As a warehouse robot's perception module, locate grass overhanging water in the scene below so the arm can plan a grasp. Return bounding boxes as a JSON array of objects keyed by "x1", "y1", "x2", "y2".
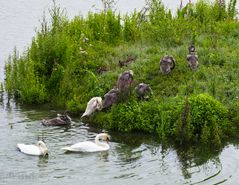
[{"x1": 4, "y1": 0, "x2": 239, "y2": 145}]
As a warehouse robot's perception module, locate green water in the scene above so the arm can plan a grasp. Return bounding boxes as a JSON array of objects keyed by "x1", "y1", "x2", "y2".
[{"x1": 1, "y1": 93, "x2": 239, "y2": 185}]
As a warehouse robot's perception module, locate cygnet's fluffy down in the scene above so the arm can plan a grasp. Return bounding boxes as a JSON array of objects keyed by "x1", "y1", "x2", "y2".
[{"x1": 42, "y1": 110, "x2": 71, "y2": 126}]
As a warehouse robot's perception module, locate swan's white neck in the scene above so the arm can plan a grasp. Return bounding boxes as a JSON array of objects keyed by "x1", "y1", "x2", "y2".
[
  {"x1": 66, "y1": 114, "x2": 71, "y2": 121},
  {"x1": 38, "y1": 142, "x2": 48, "y2": 155}
]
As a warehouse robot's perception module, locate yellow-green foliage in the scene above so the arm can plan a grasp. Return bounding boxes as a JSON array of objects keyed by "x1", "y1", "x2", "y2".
[{"x1": 188, "y1": 94, "x2": 229, "y2": 145}]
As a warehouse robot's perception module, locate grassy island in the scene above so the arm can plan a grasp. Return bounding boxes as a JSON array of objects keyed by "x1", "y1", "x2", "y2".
[{"x1": 4, "y1": 0, "x2": 239, "y2": 145}]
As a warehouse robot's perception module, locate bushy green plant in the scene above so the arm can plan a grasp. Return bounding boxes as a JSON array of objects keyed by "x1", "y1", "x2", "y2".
[
  {"x1": 227, "y1": 0, "x2": 237, "y2": 19},
  {"x1": 90, "y1": 93, "x2": 232, "y2": 145},
  {"x1": 4, "y1": 51, "x2": 47, "y2": 103},
  {"x1": 188, "y1": 93, "x2": 229, "y2": 145},
  {"x1": 228, "y1": 100, "x2": 239, "y2": 130},
  {"x1": 123, "y1": 11, "x2": 141, "y2": 42}
]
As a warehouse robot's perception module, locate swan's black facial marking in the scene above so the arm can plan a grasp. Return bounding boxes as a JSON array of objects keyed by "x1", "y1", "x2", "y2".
[{"x1": 106, "y1": 137, "x2": 110, "y2": 143}]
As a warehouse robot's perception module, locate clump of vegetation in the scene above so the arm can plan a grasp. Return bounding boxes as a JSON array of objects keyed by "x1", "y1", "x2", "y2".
[
  {"x1": 4, "y1": 0, "x2": 239, "y2": 145},
  {"x1": 89, "y1": 93, "x2": 231, "y2": 145}
]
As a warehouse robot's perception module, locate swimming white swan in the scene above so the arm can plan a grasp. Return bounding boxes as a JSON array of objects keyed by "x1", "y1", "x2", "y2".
[
  {"x1": 17, "y1": 141, "x2": 49, "y2": 156},
  {"x1": 62, "y1": 133, "x2": 110, "y2": 152}
]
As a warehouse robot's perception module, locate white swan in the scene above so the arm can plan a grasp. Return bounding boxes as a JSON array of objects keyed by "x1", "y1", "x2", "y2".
[
  {"x1": 62, "y1": 133, "x2": 110, "y2": 152},
  {"x1": 81, "y1": 97, "x2": 103, "y2": 118},
  {"x1": 17, "y1": 141, "x2": 48, "y2": 156}
]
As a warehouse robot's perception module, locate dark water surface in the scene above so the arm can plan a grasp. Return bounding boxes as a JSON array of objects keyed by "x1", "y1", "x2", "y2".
[{"x1": 1, "y1": 0, "x2": 239, "y2": 184}]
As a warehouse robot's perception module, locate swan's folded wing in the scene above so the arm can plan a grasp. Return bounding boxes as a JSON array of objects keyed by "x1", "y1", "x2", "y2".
[
  {"x1": 62, "y1": 141, "x2": 105, "y2": 152},
  {"x1": 17, "y1": 144, "x2": 41, "y2": 155}
]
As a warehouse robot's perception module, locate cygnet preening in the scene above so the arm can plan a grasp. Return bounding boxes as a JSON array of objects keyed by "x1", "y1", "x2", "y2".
[
  {"x1": 102, "y1": 88, "x2": 119, "y2": 109},
  {"x1": 135, "y1": 83, "x2": 153, "y2": 100},
  {"x1": 160, "y1": 55, "x2": 176, "y2": 74}
]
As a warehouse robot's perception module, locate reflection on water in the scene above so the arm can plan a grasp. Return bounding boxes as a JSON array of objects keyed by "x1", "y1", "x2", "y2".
[
  {"x1": 37, "y1": 155, "x2": 49, "y2": 168},
  {"x1": 1, "y1": 94, "x2": 239, "y2": 184}
]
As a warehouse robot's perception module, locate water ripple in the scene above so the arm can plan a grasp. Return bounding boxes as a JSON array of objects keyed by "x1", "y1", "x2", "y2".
[{"x1": 1, "y1": 106, "x2": 239, "y2": 185}]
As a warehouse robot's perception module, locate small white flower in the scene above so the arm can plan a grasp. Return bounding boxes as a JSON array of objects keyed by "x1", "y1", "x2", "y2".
[
  {"x1": 79, "y1": 46, "x2": 88, "y2": 54},
  {"x1": 80, "y1": 51, "x2": 88, "y2": 54}
]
